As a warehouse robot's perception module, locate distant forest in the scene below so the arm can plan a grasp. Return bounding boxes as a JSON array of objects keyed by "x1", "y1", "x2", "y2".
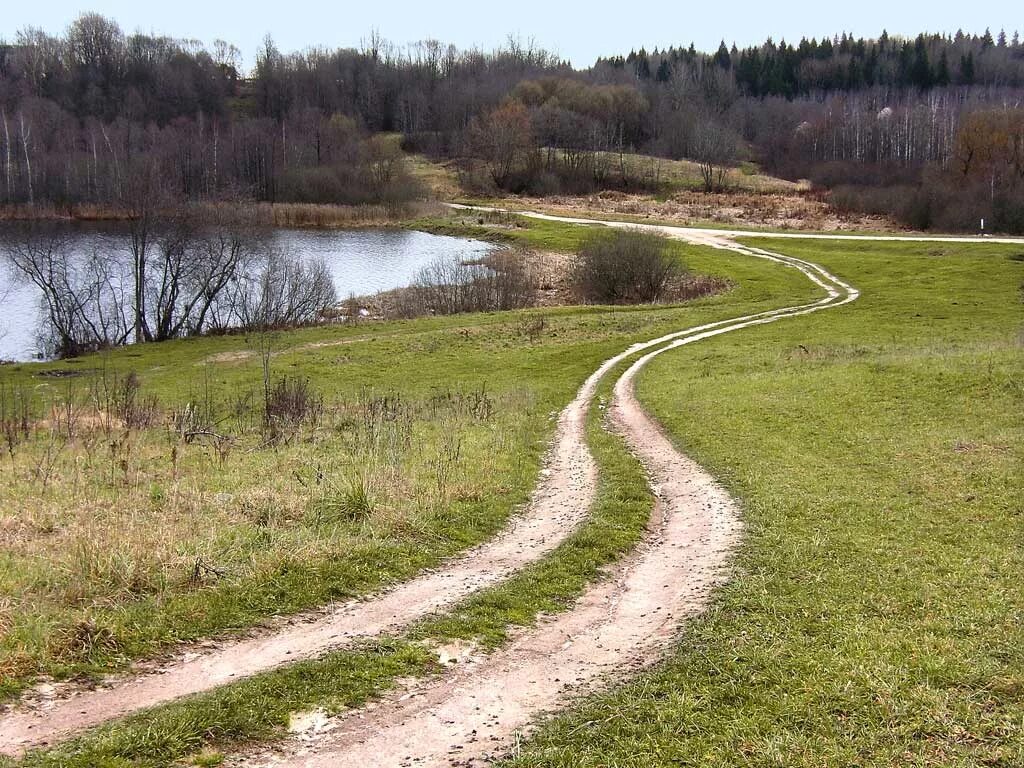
[{"x1": 2, "y1": 15, "x2": 1024, "y2": 231}]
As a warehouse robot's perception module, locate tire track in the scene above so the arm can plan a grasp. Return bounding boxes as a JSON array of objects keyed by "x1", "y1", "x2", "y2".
[
  {"x1": 0, "y1": 213, "x2": 855, "y2": 758},
  {"x1": 223, "y1": 218, "x2": 859, "y2": 767}
]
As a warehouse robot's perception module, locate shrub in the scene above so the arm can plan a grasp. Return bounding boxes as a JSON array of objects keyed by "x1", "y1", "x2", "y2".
[
  {"x1": 572, "y1": 229, "x2": 681, "y2": 304},
  {"x1": 264, "y1": 376, "x2": 323, "y2": 429},
  {"x1": 110, "y1": 372, "x2": 159, "y2": 429},
  {"x1": 992, "y1": 191, "x2": 1024, "y2": 234},
  {"x1": 394, "y1": 251, "x2": 537, "y2": 317}
]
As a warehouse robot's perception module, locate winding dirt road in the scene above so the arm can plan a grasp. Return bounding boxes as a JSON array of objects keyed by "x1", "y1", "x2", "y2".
[
  {"x1": 0, "y1": 213, "x2": 862, "y2": 759},
  {"x1": 226, "y1": 217, "x2": 860, "y2": 767},
  {"x1": 1, "y1": 348, "x2": 608, "y2": 755}
]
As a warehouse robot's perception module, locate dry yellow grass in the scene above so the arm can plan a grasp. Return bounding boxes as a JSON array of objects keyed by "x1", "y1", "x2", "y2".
[
  {"x1": 582, "y1": 150, "x2": 807, "y2": 194},
  {"x1": 253, "y1": 201, "x2": 446, "y2": 228},
  {"x1": 406, "y1": 154, "x2": 463, "y2": 199},
  {"x1": 0, "y1": 362, "x2": 543, "y2": 692},
  {"x1": 502, "y1": 189, "x2": 897, "y2": 232}
]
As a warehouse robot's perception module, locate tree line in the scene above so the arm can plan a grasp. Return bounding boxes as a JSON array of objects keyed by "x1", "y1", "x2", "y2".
[
  {"x1": 1, "y1": 14, "x2": 1023, "y2": 230},
  {"x1": 607, "y1": 29, "x2": 1024, "y2": 96}
]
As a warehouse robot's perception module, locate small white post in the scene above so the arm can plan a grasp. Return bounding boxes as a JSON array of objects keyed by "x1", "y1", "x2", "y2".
[{"x1": 980, "y1": 218, "x2": 985, "y2": 234}]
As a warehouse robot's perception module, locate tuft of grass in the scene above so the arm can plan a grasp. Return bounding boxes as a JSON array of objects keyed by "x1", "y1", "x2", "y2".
[{"x1": 313, "y1": 473, "x2": 376, "y2": 523}]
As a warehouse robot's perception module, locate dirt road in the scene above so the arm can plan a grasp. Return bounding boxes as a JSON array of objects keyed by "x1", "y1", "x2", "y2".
[
  {"x1": 224, "y1": 218, "x2": 860, "y2": 766},
  {"x1": 1, "y1": 213, "x2": 862, "y2": 759}
]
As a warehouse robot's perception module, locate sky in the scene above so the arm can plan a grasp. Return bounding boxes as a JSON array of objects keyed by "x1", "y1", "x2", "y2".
[{"x1": 2, "y1": 0, "x2": 1021, "y2": 71}]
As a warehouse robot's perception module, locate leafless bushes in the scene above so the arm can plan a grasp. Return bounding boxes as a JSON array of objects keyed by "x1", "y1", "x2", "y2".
[
  {"x1": 91, "y1": 370, "x2": 160, "y2": 429},
  {"x1": 572, "y1": 229, "x2": 681, "y2": 304},
  {"x1": 275, "y1": 128, "x2": 425, "y2": 208},
  {"x1": 264, "y1": 377, "x2": 323, "y2": 431},
  {"x1": 0, "y1": 224, "x2": 130, "y2": 357},
  {"x1": 393, "y1": 250, "x2": 537, "y2": 317},
  {"x1": 229, "y1": 249, "x2": 338, "y2": 330},
  {"x1": 830, "y1": 170, "x2": 1024, "y2": 234}
]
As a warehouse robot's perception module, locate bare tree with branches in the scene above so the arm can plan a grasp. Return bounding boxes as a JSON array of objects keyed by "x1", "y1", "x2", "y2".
[
  {"x1": 148, "y1": 206, "x2": 266, "y2": 340},
  {"x1": 691, "y1": 117, "x2": 740, "y2": 193},
  {"x1": 1, "y1": 225, "x2": 129, "y2": 357},
  {"x1": 227, "y1": 248, "x2": 337, "y2": 330}
]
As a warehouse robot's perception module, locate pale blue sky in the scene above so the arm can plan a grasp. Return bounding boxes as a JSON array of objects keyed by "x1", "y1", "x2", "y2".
[{"x1": 2, "y1": 1, "x2": 1020, "y2": 70}]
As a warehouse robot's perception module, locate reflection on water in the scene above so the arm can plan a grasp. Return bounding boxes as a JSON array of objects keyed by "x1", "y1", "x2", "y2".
[{"x1": 0, "y1": 226, "x2": 493, "y2": 362}]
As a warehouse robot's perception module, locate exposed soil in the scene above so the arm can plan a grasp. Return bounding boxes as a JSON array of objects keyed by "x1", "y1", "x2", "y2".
[
  {"x1": 0, "y1": 211, "x2": 864, "y2": 761},
  {"x1": 223, "y1": 217, "x2": 862, "y2": 767}
]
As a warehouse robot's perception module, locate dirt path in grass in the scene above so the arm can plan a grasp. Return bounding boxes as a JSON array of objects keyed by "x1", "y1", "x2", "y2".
[
  {"x1": 0, "y1": 213, "x2": 860, "y2": 758},
  {"x1": 234, "y1": 381, "x2": 742, "y2": 768},
  {"x1": 217, "y1": 218, "x2": 861, "y2": 767},
  {"x1": 0, "y1": 365, "x2": 601, "y2": 754}
]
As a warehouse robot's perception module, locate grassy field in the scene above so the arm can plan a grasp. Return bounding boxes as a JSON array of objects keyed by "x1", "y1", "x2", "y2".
[
  {"x1": 584, "y1": 150, "x2": 806, "y2": 195},
  {"x1": 8, "y1": 354, "x2": 657, "y2": 768},
  {"x1": 4, "y1": 219, "x2": 1020, "y2": 767},
  {"x1": 503, "y1": 239, "x2": 1024, "y2": 766},
  {"x1": 0, "y1": 217, "x2": 816, "y2": 699},
  {"x1": 408, "y1": 145, "x2": 802, "y2": 199}
]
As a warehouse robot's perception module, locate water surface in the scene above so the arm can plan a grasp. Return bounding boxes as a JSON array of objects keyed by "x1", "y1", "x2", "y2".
[{"x1": 0, "y1": 226, "x2": 493, "y2": 362}]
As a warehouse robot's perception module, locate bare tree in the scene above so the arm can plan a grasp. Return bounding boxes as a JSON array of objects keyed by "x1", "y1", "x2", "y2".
[
  {"x1": 229, "y1": 248, "x2": 337, "y2": 330},
  {"x1": 17, "y1": 112, "x2": 33, "y2": 205},
  {"x1": 1, "y1": 225, "x2": 129, "y2": 357},
  {"x1": 148, "y1": 206, "x2": 266, "y2": 339},
  {"x1": 466, "y1": 102, "x2": 535, "y2": 188},
  {"x1": 691, "y1": 117, "x2": 740, "y2": 193},
  {"x1": 122, "y1": 157, "x2": 168, "y2": 343},
  {"x1": 1, "y1": 109, "x2": 11, "y2": 202}
]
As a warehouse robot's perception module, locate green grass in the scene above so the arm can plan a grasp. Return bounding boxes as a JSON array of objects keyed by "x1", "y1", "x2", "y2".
[
  {"x1": 7, "y1": 359, "x2": 656, "y2": 768},
  {"x1": 0, "y1": 217, "x2": 817, "y2": 697},
  {"x1": 502, "y1": 239, "x2": 1024, "y2": 766},
  {"x1": 12, "y1": 220, "x2": 1017, "y2": 767}
]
